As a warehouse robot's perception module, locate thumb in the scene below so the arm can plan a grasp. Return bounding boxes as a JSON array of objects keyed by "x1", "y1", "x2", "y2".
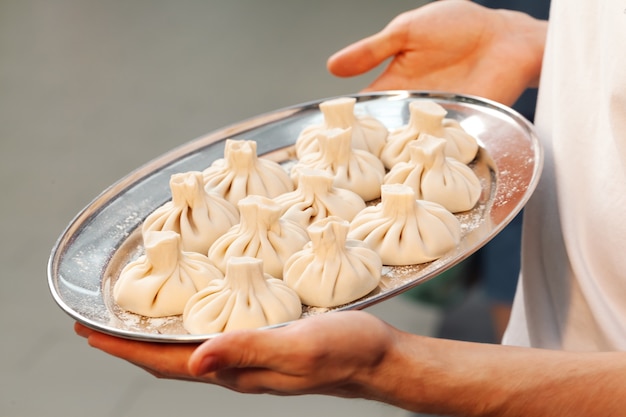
[
  {"x1": 188, "y1": 329, "x2": 285, "y2": 376},
  {"x1": 327, "y1": 28, "x2": 404, "y2": 77}
]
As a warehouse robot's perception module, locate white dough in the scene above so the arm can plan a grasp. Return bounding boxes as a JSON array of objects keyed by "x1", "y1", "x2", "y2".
[
  {"x1": 202, "y1": 139, "x2": 294, "y2": 205},
  {"x1": 113, "y1": 231, "x2": 224, "y2": 318},
  {"x1": 440, "y1": 118, "x2": 481, "y2": 163},
  {"x1": 380, "y1": 100, "x2": 479, "y2": 169},
  {"x1": 384, "y1": 135, "x2": 481, "y2": 213},
  {"x1": 295, "y1": 96, "x2": 388, "y2": 158},
  {"x1": 273, "y1": 168, "x2": 366, "y2": 227},
  {"x1": 283, "y1": 216, "x2": 382, "y2": 308},
  {"x1": 348, "y1": 184, "x2": 461, "y2": 265},
  {"x1": 183, "y1": 257, "x2": 302, "y2": 334},
  {"x1": 208, "y1": 195, "x2": 309, "y2": 279},
  {"x1": 142, "y1": 171, "x2": 239, "y2": 254},
  {"x1": 291, "y1": 127, "x2": 385, "y2": 201}
]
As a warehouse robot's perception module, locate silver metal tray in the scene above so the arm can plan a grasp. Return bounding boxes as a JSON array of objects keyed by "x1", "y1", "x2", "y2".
[{"x1": 48, "y1": 91, "x2": 542, "y2": 342}]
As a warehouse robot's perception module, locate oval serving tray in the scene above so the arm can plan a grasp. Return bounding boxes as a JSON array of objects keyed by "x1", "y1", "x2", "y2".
[{"x1": 48, "y1": 91, "x2": 542, "y2": 342}]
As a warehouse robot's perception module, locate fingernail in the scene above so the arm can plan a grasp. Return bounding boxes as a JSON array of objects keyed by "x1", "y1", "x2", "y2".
[
  {"x1": 195, "y1": 355, "x2": 220, "y2": 375},
  {"x1": 74, "y1": 322, "x2": 91, "y2": 338}
]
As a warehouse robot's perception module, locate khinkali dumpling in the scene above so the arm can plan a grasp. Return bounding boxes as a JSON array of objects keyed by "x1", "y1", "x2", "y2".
[
  {"x1": 202, "y1": 139, "x2": 294, "y2": 205},
  {"x1": 208, "y1": 195, "x2": 309, "y2": 279},
  {"x1": 348, "y1": 184, "x2": 461, "y2": 265},
  {"x1": 291, "y1": 127, "x2": 385, "y2": 201},
  {"x1": 295, "y1": 97, "x2": 388, "y2": 158},
  {"x1": 384, "y1": 135, "x2": 481, "y2": 213},
  {"x1": 283, "y1": 216, "x2": 381, "y2": 308},
  {"x1": 142, "y1": 171, "x2": 239, "y2": 254},
  {"x1": 380, "y1": 100, "x2": 479, "y2": 169},
  {"x1": 114, "y1": 231, "x2": 224, "y2": 317},
  {"x1": 440, "y1": 118, "x2": 480, "y2": 163},
  {"x1": 273, "y1": 168, "x2": 366, "y2": 227},
  {"x1": 183, "y1": 256, "x2": 302, "y2": 334}
]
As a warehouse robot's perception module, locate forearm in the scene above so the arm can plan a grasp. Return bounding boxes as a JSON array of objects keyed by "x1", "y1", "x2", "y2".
[
  {"x1": 360, "y1": 330, "x2": 626, "y2": 416},
  {"x1": 78, "y1": 309, "x2": 625, "y2": 415}
]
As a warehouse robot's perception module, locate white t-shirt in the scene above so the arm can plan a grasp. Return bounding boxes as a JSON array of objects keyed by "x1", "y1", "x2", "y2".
[{"x1": 503, "y1": 0, "x2": 626, "y2": 351}]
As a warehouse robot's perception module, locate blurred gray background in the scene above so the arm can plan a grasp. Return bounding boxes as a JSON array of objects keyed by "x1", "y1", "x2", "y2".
[{"x1": 0, "y1": 1, "x2": 463, "y2": 416}]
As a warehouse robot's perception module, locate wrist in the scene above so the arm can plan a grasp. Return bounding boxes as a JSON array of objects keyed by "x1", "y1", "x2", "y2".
[
  {"x1": 498, "y1": 9, "x2": 548, "y2": 88},
  {"x1": 357, "y1": 331, "x2": 508, "y2": 416}
]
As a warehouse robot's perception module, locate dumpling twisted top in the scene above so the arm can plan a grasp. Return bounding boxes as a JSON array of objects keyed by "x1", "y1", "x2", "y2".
[
  {"x1": 208, "y1": 195, "x2": 309, "y2": 279},
  {"x1": 295, "y1": 97, "x2": 388, "y2": 158},
  {"x1": 202, "y1": 139, "x2": 294, "y2": 205},
  {"x1": 183, "y1": 256, "x2": 302, "y2": 334},
  {"x1": 384, "y1": 134, "x2": 482, "y2": 213},
  {"x1": 114, "y1": 231, "x2": 223, "y2": 317},
  {"x1": 284, "y1": 216, "x2": 381, "y2": 308},
  {"x1": 380, "y1": 100, "x2": 479, "y2": 169},
  {"x1": 291, "y1": 127, "x2": 385, "y2": 201},
  {"x1": 142, "y1": 171, "x2": 239, "y2": 254},
  {"x1": 348, "y1": 184, "x2": 462, "y2": 265},
  {"x1": 273, "y1": 168, "x2": 366, "y2": 227}
]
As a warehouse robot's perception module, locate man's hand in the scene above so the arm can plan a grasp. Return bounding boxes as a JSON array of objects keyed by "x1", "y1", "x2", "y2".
[
  {"x1": 327, "y1": 0, "x2": 547, "y2": 106},
  {"x1": 75, "y1": 310, "x2": 398, "y2": 398}
]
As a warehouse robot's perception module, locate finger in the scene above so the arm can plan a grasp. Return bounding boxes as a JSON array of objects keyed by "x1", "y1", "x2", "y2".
[
  {"x1": 209, "y1": 367, "x2": 303, "y2": 395},
  {"x1": 188, "y1": 313, "x2": 340, "y2": 377},
  {"x1": 87, "y1": 331, "x2": 198, "y2": 377},
  {"x1": 74, "y1": 322, "x2": 95, "y2": 338},
  {"x1": 189, "y1": 327, "x2": 292, "y2": 376},
  {"x1": 208, "y1": 366, "x2": 346, "y2": 396},
  {"x1": 189, "y1": 311, "x2": 379, "y2": 377},
  {"x1": 327, "y1": 27, "x2": 406, "y2": 77},
  {"x1": 361, "y1": 67, "x2": 411, "y2": 92}
]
